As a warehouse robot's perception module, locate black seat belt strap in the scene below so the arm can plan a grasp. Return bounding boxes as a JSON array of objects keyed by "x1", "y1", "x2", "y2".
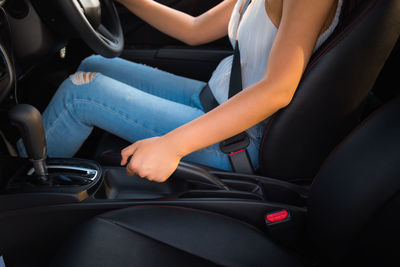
[
  {"x1": 228, "y1": 42, "x2": 243, "y2": 98},
  {"x1": 199, "y1": 0, "x2": 254, "y2": 174},
  {"x1": 228, "y1": 0, "x2": 251, "y2": 97},
  {"x1": 223, "y1": 0, "x2": 254, "y2": 174}
]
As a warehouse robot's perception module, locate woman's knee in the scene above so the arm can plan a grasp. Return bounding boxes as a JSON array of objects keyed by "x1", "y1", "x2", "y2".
[
  {"x1": 53, "y1": 72, "x2": 98, "y2": 102},
  {"x1": 77, "y1": 55, "x2": 105, "y2": 72}
]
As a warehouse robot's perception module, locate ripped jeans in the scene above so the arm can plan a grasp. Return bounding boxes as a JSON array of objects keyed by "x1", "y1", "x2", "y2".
[{"x1": 18, "y1": 55, "x2": 264, "y2": 171}]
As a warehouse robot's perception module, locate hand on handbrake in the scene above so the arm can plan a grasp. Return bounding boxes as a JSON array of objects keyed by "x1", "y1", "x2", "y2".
[{"x1": 120, "y1": 136, "x2": 183, "y2": 183}]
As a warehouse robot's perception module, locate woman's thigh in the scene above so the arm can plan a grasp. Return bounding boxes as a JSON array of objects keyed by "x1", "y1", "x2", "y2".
[
  {"x1": 77, "y1": 55, "x2": 206, "y2": 108},
  {"x1": 43, "y1": 73, "x2": 232, "y2": 170}
]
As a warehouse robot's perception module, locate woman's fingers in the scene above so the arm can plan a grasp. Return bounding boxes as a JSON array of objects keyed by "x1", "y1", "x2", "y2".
[
  {"x1": 126, "y1": 158, "x2": 138, "y2": 176},
  {"x1": 120, "y1": 143, "x2": 137, "y2": 166},
  {"x1": 120, "y1": 136, "x2": 182, "y2": 181},
  {"x1": 126, "y1": 155, "x2": 148, "y2": 177}
]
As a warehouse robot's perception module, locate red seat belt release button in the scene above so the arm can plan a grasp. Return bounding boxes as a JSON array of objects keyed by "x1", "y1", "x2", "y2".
[{"x1": 265, "y1": 210, "x2": 289, "y2": 223}]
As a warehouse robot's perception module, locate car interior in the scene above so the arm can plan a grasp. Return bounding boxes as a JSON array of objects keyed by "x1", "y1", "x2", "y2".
[{"x1": 0, "y1": 0, "x2": 399, "y2": 266}]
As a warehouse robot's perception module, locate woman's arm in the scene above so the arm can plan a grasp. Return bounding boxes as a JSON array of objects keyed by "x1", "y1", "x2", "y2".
[
  {"x1": 121, "y1": 0, "x2": 337, "y2": 182},
  {"x1": 115, "y1": 0, "x2": 237, "y2": 45}
]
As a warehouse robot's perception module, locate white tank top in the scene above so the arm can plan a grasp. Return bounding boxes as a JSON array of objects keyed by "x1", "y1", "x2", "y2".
[{"x1": 208, "y1": 0, "x2": 343, "y2": 104}]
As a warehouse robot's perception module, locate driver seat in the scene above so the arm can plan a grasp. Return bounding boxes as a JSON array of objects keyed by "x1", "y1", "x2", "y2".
[
  {"x1": 94, "y1": 0, "x2": 400, "y2": 182},
  {"x1": 53, "y1": 91, "x2": 400, "y2": 266}
]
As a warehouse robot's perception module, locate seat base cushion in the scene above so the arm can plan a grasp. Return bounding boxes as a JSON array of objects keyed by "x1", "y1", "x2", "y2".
[{"x1": 53, "y1": 206, "x2": 304, "y2": 267}]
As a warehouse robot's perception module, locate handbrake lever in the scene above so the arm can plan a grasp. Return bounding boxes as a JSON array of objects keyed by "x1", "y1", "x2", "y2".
[
  {"x1": 123, "y1": 156, "x2": 230, "y2": 190},
  {"x1": 174, "y1": 162, "x2": 230, "y2": 191}
]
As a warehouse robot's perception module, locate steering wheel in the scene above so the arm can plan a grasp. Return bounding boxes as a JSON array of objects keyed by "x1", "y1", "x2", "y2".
[{"x1": 55, "y1": 0, "x2": 124, "y2": 58}]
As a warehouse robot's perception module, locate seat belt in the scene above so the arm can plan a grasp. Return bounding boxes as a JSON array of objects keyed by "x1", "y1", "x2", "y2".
[{"x1": 199, "y1": 0, "x2": 254, "y2": 174}]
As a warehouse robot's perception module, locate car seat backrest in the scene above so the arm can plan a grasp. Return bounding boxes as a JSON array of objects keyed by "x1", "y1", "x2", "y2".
[
  {"x1": 308, "y1": 93, "x2": 400, "y2": 266},
  {"x1": 259, "y1": 0, "x2": 400, "y2": 182}
]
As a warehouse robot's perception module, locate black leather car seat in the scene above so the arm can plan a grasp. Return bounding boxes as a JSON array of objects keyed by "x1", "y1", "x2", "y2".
[
  {"x1": 53, "y1": 92, "x2": 400, "y2": 266},
  {"x1": 94, "y1": 0, "x2": 400, "y2": 183},
  {"x1": 259, "y1": 0, "x2": 400, "y2": 181}
]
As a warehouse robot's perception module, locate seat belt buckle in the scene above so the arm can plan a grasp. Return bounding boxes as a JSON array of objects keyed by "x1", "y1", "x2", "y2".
[
  {"x1": 220, "y1": 132, "x2": 253, "y2": 174},
  {"x1": 219, "y1": 132, "x2": 250, "y2": 154}
]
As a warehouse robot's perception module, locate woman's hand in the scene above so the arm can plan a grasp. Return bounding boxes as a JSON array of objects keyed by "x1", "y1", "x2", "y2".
[
  {"x1": 120, "y1": 136, "x2": 183, "y2": 182},
  {"x1": 113, "y1": 0, "x2": 235, "y2": 46}
]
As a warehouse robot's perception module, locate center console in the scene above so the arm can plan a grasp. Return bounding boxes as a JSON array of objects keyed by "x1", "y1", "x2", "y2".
[
  {"x1": 0, "y1": 104, "x2": 310, "y2": 266},
  {"x1": 1, "y1": 157, "x2": 308, "y2": 214}
]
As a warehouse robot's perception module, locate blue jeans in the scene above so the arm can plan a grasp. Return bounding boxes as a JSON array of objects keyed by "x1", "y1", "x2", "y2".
[{"x1": 18, "y1": 55, "x2": 263, "y2": 171}]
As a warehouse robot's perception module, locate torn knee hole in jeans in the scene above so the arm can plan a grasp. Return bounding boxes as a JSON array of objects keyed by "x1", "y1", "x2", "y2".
[{"x1": 71, "y1": 72, "x2": 97, "y2": 85}]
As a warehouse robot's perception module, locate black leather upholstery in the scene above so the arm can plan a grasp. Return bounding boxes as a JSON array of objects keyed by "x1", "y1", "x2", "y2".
[
  {"x1": 52, "y1": 206, "x2": 304, "y2": 267},
  {"x1": 55, "y1": 94, "x2": 400, "y2": 266},
  {"x1": 259, "y1": 0, "x2": 400, "y2": 181},
  {"x1": 308, "y1": 94, "x2": 400, "y2": 265}
]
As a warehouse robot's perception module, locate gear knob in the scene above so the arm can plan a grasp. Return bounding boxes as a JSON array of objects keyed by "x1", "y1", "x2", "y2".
[{"x1": 9, "y1": 104, "x2": 47, "y2": 176}]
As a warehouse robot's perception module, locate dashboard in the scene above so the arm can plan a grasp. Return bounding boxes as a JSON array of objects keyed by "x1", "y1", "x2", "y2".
[{"x1": 0, "y1": 0, "x2": 69, "y2": 103}]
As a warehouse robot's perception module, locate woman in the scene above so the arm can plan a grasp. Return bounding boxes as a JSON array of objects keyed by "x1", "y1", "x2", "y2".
[{"x1": 22, "y1": 0, "x2": 343, "y2": 182}]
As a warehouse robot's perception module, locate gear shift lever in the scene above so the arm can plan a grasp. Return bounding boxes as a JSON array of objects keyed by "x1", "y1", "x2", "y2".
[{"x1": 9, "y1": 104, "x2": 48, "y2": 180}]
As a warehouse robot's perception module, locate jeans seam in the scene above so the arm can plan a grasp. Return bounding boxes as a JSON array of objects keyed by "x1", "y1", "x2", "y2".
[
  {"x1": 45, "y1": 104, "x2": 73, "y2": 137},
  {"x1": 46, "y1": 74, "x2": 101, "y2": 136}
]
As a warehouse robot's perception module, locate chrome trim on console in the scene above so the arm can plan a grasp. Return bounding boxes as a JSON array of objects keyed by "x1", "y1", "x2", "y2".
[{"x1": 27, "y1": 165, "x2": 98, "y2": 181}]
